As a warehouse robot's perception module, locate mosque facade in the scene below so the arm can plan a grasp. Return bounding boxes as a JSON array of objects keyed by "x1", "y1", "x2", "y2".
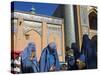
[
  {"x1": 11, "y1": 4, "x2": 97, "y2": 63},
  {"x1": 11, "y1": 11, "x2": 65, "y2": 61}
]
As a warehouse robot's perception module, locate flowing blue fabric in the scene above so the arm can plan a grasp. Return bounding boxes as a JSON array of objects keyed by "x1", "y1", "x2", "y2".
[
  {"x1": 21, "y1": 42, "x2": 39, "y2": 73},
  {"x1": 39, "y1": 42, "x2": 60, "y2": 72},
  {"x1": 81, "y1": 34, "x2": 93, "y2": 69}
]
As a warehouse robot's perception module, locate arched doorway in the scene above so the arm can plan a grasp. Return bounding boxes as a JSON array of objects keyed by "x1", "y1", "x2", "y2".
[
  {"x1": 88, "y1": 8, "x2": 97, "y2": 39},
  {"x1": 89, "y1": 9, "x2": 97, "y2": 30}
]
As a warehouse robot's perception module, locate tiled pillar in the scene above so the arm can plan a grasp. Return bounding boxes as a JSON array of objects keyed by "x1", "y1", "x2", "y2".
[
  {"x1": 16, "y1": 17, "x2": 24, "y2": 52},
  {"x1": 41, "y1": 20, "x2": 48, "y2": 49},
  {"x1": 62, "y1": 21, "x2": 65, "y2": 62},
  {"x1": 76, "y1": 5, "x2": 83, "y2": 50}
]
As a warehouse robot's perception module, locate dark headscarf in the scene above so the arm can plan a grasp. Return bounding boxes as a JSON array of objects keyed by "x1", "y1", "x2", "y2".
[
  {"x1": 69, "y1": 43, "x2": 81, "y2": 70},
  {"x1": 71, "y1": 43, "x2": 80, "y2": 60}
]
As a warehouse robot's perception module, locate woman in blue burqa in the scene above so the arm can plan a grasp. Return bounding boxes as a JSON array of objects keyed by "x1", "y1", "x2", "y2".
[
  {"x1": 81, "y1": 34, "x2": 95, "y2": 69},
  {"x1": 39, "y1": 42, "x2": 60, "y2": 72},
  {"x1": 21, "y1": 42, "x2": 39, "y2": 73}
]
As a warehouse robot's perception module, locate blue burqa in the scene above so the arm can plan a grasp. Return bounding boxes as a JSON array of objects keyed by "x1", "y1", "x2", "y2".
[
  {"x1": 81, "y1": 34, "x2": 93, "y2": 69},
  {"x1": 21, "y1": 42, "x2": 39, "y2": 73},
  {"x1": 39, "y1": 42, "x2": 60, "y2": 72}
]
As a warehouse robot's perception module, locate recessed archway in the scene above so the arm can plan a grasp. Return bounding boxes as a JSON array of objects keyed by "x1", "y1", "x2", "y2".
[{"x1": 89, "y1": 9, "x2": 97, "y2": 30}]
